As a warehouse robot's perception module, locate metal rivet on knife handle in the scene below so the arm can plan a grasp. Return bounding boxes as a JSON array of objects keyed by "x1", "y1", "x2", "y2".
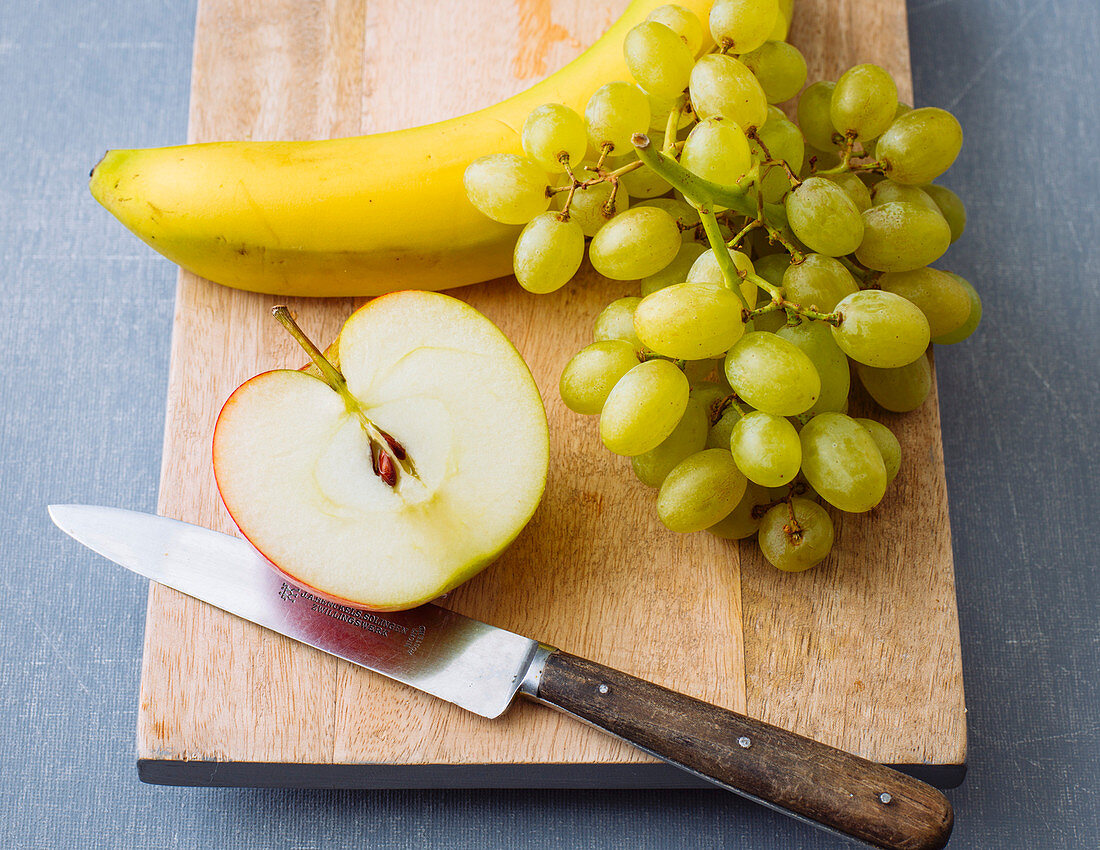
[{"x1": 531, "y1": 651, "x2": 953, "y2": 850}]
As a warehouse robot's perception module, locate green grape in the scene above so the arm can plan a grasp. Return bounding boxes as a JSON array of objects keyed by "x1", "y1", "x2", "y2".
[
  {"x1": 707, "y1": 481, "x2": 769, "y2": 539},
  {"x1": 758, "y1": 497, "x2": 834, "y2": 571},
  {"x1": 855, "y1": 201, "x2": 952, "y2": 272},
  {"x1": 707, "y1": 403, "x2": 744, "y2": 449},
  {"x1": 604, "y1": 132, "x2": 669, "y2": 198},
  {"x1": 776, "y1": 319, "x2": 850, "y2": 413},
  {"x1": 589, "y1": 206, "x2": 681, "y2": 280},
  {"x1": 646, "y1": 91, "x2": 695, "y2": 131},
  {"x1": 762, "y1": 102, "x2": 795, "y2": 130},
  {"x1": 730, "y1": 410, "x2": 801, "y2": 486},
  {"x1": 647, "y1": 4, "x2": 706, "y2": 55},
  {"x1": 831, "y1": 289, "x2": 930, "y2": 368},
  {"x1": 750, "y1": 308, "x2": 786, "y2": 333},
  {"x1": 822, "y1": 172, "x2": 872, "y2": 212},
  {"x1": 638, "y1": 197, "x2": 700, "y2": 241},
  {"x1": 785, "y1": 176, "x2": 864, "y2": 257},
  {"x1": 657, "y1": 448, "x2": 748, "y2": 532},
  {"x1": 554, "y1": 167, "x2": 629, "y2": 236},
  {"x1": 770, "y1": 0, "x2": 794, "y2": 40},
  {"x1": 624, "y1": 21, "x2": 695, "y2": 101},
  {"x1": 622, "y1": 163, "x2": 672, "y2": 199},
  {"x1": 740, "y1": 40, "x2": 807, "y2": 103},
  {"x1": 756, "y1": 154, "x2": 803, "y2": 207},
  {"x1": 689, "y1": 53, "x2": 769, "y2": 129},
  {"x1": 781, "y1": 253, "x2": 858, "y2": 311},
  {"x1": 593, "y1": 296, "x2": 644, "y2": 349},
  {"x1": 680, "y1": 117, "x2": 752, "y2": 186},
  {"x1": 855, "y1": 418, "x2": 901, "y2": 483},
  {"x1": 600, "y1": 359, "x2": 690, "y2": 455},
  {"x1": 513, "y1": 212, "x2": 585, "y2": 294},
  {"x1": 752, "y1": 252, "x2": 792, "y2": 287},
  {"x1": 683, "y1": 358, "x2": 720, "y2": 383},
  {"x1": 690, "y1": 380, "x2": 728, "y2": 419},
  {"x1": 709, "y1": 0, "x2": 779, "y2": 54},
  {"x1": 922, "y1": 184, "x2": 967, "y2": 243},
  {"x1": 605, "y1": 149, "x2": 672, "y2": 199},
  {"x1": 879, "y1": 267, "x2": 972, "y2": 338},
  {"x1": 802, "y1": 145, "x2": 842, "y2": 174},
  {"x1": 641, "y1": 241, "x2": 707, "y2": 296},
  {"x1": 932, "y1": 273, "x2": 982, "y2": 344},
  {"x1": 799, "y1": 412, "x2": 887, "y2": 512},
  {"x1": 797, "y1": 81, "x2": 841, "y2": 150},
  {"x1": 463, "y1": 153, "x2": 550, "y2": 225},
  {"x1": 632, "y1": 395, "x2": 709, "y2": 486},
  {"x1": 559, "y1": 339, "x2": 640, "y2": 415},
  {"x1": 830, "y1": 64, "x2": 898, "y2": 141},
  {"x1": 750, "y1": 108, "x2": 805, "y2": 203},
  {"x1": 634, "y1": 282, "x2": 747, "y2": 360},
  {"x1": 521, "y1": 104, "x2": 589, "y2": 172},
  {"x1": 686, "y1": 247, "x2": 755, "y2": 281},
  {"x1": 724, "y1": 331, "x2": 821, "y2": 415},
  {"x1": 585, "y1": 82, "x2": 651, "y2": 153},
  {"x1": 854, "y1": 355, "x2": 932, "y2": 412},
  {"x1": 876, "y1": 107, "x2": 964, "y2": 185},
  {"x1": 686, "y1": 247, "x2": 758, "y2": 307},
  {"x1": 858, "y1": 168, "x2": 885, "y2": 190},
  {"x1": 769, "y1": 478, "x2": 819, "y2": 504},
  {"x1": 870, "y1": 180, "x2": 942, "y2": 214}
]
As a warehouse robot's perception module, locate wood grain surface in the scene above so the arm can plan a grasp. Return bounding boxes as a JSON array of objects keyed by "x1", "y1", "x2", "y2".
[
  {"x1": 139, "y1": 0, "x2": 966, "y2": 780},
  {"x1": 538, "y1": 652, "x2": 953, "y2": 849}
]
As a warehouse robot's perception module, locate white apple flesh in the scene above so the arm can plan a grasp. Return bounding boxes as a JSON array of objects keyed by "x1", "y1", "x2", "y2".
[{"x1": 212, "y1": 291, "x2": 549, "y2": 611}]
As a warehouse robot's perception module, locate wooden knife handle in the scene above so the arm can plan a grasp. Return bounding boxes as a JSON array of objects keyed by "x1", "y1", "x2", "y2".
[{"x1": 533, "y1": 651, "x2": 953, "y2": 850}]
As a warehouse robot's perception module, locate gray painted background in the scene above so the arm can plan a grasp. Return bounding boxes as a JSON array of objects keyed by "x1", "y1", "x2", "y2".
[{"x1": 2, "y1": 0, "x2": 1097, "y2": 847}]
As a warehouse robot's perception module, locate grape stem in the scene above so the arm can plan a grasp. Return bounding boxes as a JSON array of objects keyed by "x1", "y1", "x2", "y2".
[
  {"x1": 699, "y1": 207, "x2": 751, "y2": 311},
  {"x1": 765, "y1": 225, "x2": 804, "y2": 262},
  {"x1": 784, "y1": 506, "x2": 805, "y2": 544},
  {"x1": 728, "y1": 218, "x2": 762, "y2": 249},
  {"x1": 838, "y1": 255, "x2": 882, "y2": 288},
  {"x1": 848, "y1": 159, "x2": 885, "y2": 173},
  {"x1": 745, "y1": 128, "x2": 802, "y2": 190},
  {"x1": 713, "y1": 393, "x2": 747, "y2": 422},
  {"x1": 633, "y1": 133, "x2": 757, "y2": 218},
  {"x1": 632, "y1": 132, "x2": 806, "y2": 274},
  {"x1": 633, "y1": 133, "x2": 776, "y2": 312},
  {"x1": 744, "y1": 273, "x2": 843, "y2": 327},
  {"x1": 750, "y1": 481, "x2": 812, "y2": 520},
  {"x1": 555, "y1": 154, "x2": 580, "y2": 219},
  {"x1": 603, "y1": 180, "x2": 621, "y2": 217},
  {"x1": 555, "y1": 141, "x2": 692, "y2": 219},
  {"x1": 814, "y1": 136, "x2": 859, "y2": 175},
  {"x1": 663, "y1": 93, "x2": 690, "y2": 155},
  {"x1": 606, "y1": 159, "x2": 645, "y2": 179}
]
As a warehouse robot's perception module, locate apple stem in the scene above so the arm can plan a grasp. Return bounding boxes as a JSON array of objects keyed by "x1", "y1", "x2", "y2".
[{"x1": 271, "y1": 305, "x2": 417, "y2": 487}]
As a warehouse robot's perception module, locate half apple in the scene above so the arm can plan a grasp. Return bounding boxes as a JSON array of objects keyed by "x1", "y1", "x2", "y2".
[{"x1": 213, "y1": 291, "x2": 549, "y2": 611}]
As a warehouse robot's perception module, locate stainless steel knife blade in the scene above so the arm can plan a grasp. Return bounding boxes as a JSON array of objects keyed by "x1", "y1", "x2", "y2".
[
  {"x1": 47, "y1": 504, "x2": 541, "y2": 719},
  {"x1": 48, "y1": 503, "x2": 955, "y2": 850}
]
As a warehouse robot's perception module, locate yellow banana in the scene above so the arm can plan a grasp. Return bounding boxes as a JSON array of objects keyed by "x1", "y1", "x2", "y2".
[{"x1": 91, "y1": 0, "x2": 796, "y2": 297}]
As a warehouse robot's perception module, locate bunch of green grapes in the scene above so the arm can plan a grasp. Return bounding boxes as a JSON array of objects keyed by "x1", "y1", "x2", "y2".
[{"x1": 464, "y1": 0, "x2": 981, "y2": 573}]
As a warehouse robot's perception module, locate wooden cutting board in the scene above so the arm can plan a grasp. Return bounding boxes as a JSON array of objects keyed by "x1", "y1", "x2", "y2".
[{"x1": 139, "y1": 0, "x2": 966, "y2": 788}]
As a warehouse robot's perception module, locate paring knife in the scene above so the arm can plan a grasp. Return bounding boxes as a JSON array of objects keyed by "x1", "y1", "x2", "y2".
[{"x1": 49, "y1": 504, "x2": 952, "y2": 850}]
